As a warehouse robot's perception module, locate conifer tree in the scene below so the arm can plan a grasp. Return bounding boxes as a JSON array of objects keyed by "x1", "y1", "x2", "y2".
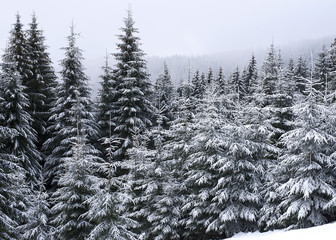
[
  {"x1": 207, "y1": 67, "x2": 214, "y2": 84},
  {"x1": 1, "y1": 56, "x2": 42, "y2": 188},
  {"x1": 86, "y1": 158, "x2": 138, "y2": 240},
  {"x1": 261, "y1": 44, "x2": 278, "y2": 97},
  {"x1": 96, "y1": 53, "x2": 118, "y2": 160},
  {"x1": 242, "y1": 54, "x2": 258, "y2": 96},
  {"x1": 294, "y1": 56, "x2": 309, "y2": 94},
  {"x1": 153, "y1": 63, "x2": 175, "y2": 129},
  {"x1": 0, "y1": 62, "x2": 35, "y2": 239},
  {"x1": 142, "y1": 106, "x2": 182, "y2": 240},
  {"x1": 0, "y1": 94, "x2": 22, "y2": 239},
  {"x1": 326, "y1": 38, "x2": 336, "y2": 100},
  {"x1": 315, "y1": 46, "x2": 329, "y2": 98},
  {"x1": 3, "y1": 13, "x2": 32, "y2": 83},
  {"x1": 182, "y1": 85, "x2": 226, "y2": 240},
  {"x1": 25, "y1": 13, "x2": 58, "y2": 155},
  {"x1": 22, "y1": 179, "x2": 53, "y2": 240},
  {"x1": 276, "y1": 67, "x2": 336, "y2": 229},
  {"x1": 44, "y1": 24, "x2": 99, "y2": 190},
  {"x1": 229, "y1": 66, "x2": 244, "y2": 101},
  {"x1": 191, "y1": 70, "x2": 206, "y2": 99},
  {"x1": 207, "y1": 98, "x2": 275, "y2": 237},
  {"x1": 51, "y1": 134, "x2": 102, "y2": 240},
  {"x1": 214, "y1": 66, "x2": 226, "y2": 95},
  {"x1": 112, "y1": 10, "x2": 154, "y2": 161}
]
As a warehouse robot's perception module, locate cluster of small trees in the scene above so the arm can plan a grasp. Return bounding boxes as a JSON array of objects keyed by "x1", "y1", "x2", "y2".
[{"x1": 1, "y1": 10, "x2": 336, "y2": 240}]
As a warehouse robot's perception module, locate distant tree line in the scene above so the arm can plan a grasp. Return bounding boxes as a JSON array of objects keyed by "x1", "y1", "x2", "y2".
[{"x1": 1, "y1": 10, "x2": 336, "y2": 240}]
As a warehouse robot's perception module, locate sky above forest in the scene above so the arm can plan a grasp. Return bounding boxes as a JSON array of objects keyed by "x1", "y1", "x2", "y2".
[{"x1": 1, "y1": 0, "x2": 336, "y2": 66}]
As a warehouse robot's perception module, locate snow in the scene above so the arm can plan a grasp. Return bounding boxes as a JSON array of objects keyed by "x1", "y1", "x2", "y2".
[{"x1": 228, "y1": 222, "x2": 336, "y2": 240}]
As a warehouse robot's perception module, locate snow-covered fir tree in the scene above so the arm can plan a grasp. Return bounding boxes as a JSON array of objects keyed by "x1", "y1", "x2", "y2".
[
  {"x1": 214, "y1": 66, "x2": 226, "y2": 95},
  {"x1": 314, "y1": 46, "x2": 328, "y2": 94},
  {"x1": 229, "y1": 66, "x2": 245, "y2": 101},
  {"x1": 96, "y1": 53, "x2": 118, "y2": 160},
  {"x1": 207, "y1": 67, "x2": 214, "y2": 84},
  {"x1": 0, "y1": 57, "x2": 42, "y2": 189},
  {"x1": 43, "y1": 24, "x2": 99, "y2": 190},
  {"x1": 141, "y1": 107, "x2": 182, "y2": 240},
  {"x1": 242, "y1": 54, "x2": 258, "y2": 96},
  {"x1": 0, "y1": 91, "x2": 23, "y2": 239},
  {"x1": 25, "y1": 13, "x2": 58, "y2": 155},
  {"x1": 276, "y1": 65, "x2": 336, "y2": 229},
  {"x1": 51, "y1": 133, "x2": 102, "y2": 240},
  {"x1": 0, "y1": 61, "x2": 36, "y2": 239},
  {"x1": 112, "y1": 9, "x2": 154, "y2": 162},
  {"x1": 191, "y1": 69, "x2": 206, "y2": 100},
  {"x1": 152, "y1": 63, "x2": 175, "y2": 130},
  {"x1": 326, "y1": 38, "x2": 336, "y2": 101},
  {"x1": 206, "y1": 93, "x2": 275, "y2": 237},
  {"x1": 294, "y1": 56, "x2": 309, "y2": 94},
  {"x1": 182, "y1": 84, "x2": 226, "y2": 240},
  {"x1": 86, "y1": 160, "x2": 138, "y2": 240},
  {"x1": 3, "y1": 13, "x2": 32, "y2": 84},
  {"x1": 22, "y1": 179, "x2": 53, "y2": 240}
]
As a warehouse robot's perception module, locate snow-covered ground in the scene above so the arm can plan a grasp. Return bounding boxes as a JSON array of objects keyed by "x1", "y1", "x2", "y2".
[{"x1": 228, "y1": 222, "x2": 336, "y2": 240}]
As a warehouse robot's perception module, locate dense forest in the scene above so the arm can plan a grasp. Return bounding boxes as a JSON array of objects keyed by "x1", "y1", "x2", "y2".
[{"x1": 1, "y1": 10, "x2": 336, "y2": 240}]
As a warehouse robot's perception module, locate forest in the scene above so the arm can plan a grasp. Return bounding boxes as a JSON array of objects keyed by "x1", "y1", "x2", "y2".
[{"x1": 1, "y1": 9, "x2": 336, "y2": 240}]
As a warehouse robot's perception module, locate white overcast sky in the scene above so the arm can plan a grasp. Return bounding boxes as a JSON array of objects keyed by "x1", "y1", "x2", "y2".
[{"x1": 1, "y1": 0, "x2": 336, "y2": 66}]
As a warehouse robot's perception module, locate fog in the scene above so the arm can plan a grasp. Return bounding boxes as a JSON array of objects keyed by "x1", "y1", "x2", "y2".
[{"x1": 1, "y1": 0, "x2": 336, "y2": 92}]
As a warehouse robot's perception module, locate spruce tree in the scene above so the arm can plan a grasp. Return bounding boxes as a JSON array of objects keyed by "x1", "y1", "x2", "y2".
[
  {"x1": 112, "y1": 10, "x2": 154, "y2": 161},
  {"x1": 51, "y1": 134, "x2": 102, "y2": 240},
  {"x1": 261, "y1": 44, "x2": 278, "y2": 97},
  {"x1": 294, "y1": 56, "x2": 309, "y2": 94},
  {"x1": 26, "y1": 13, "x2": 58, "y2": 155},
  {"x1": 242, "y1": 54, "x2": 258, "y2": 96},
  {"x1": 207, "y1": 67, "x2": 214, "y2": 84},
  {"x1": 182, "y1": 85, "x2": 226, "y2": 240},
  {"x1": 315, "y1": 46, "x2": 329, "y2": 98},
  {"x1": 3, "y1": 13, "x2": 32, "y2": 84},
  {"x1": 0, "y1": 62, "x2": 36, "y2": 239},
  {"x1": 1, "y1": 56, "x2": 42, "y2": 189},
  {"x1": 229, "y1": 66, "x2": 244, "y2": 101},
  {"x1": 191, "y1": 70, "x2": 206, "y2": 100},
  {"x1": 276, "y1": 67, "x2": 336, "y2": 229},
  {"x1": 43, "y1": 24, "x2": 99, "y2": 190},
  {"x1": 96, "y1": 53, "x2": 118, "y2": 160},
  {"x1": 153, "y1": 63, "x2": 175, "y2": 130},
  {"x1": 0, "y1": 94, "x2": 22, "y2": 239},
  {"x1": 22, "y1": 179, "x2": 53, "y2": 240},
  {"x1": 207, "y1": 98, "x2": 275, "y2": 238},
  {"x1": 214, "y1": 66, "x2": 226, "y2": 95}
]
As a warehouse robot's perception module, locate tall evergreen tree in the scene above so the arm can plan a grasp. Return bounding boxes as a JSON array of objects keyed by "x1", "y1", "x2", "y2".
[
  {"x1": 112, "y1": 10, "x2": 154, "y2": 162},
  {"x1": 207, "y1": 98, "x2": 275, "y2": 238},
  {"x1": 43, "y1": 24, "x2": 99, "y2": 190},
  {"x1": 153, "y1": 63, "x2": 175, "y2": 129},
  {"x1": 3, "y1": 13, "x2": 32, "y2": 84},
  {"x1": 294, "y1": 56, "x2": 309, "y2": 94},
  {"x1": 25, "y1": 13, "x2": 58, "y2": 156},
  {"x1": 51, "y1": 134, "x2": 102, "y2": 240},
  {"x1": 191, "y1": 70, "x2": 206, "y2": 99},
  {"x1": 229, "y1": 66, "x2": 244, "y2": 101},
  {"x1": 207, "y1": 67, "x2": 214, "y2": 84},
  {"x1": 214, "y1": 66, "x2": 226, "y2": 95},
  {"x1": 1, "y1": 55, "x2": 42, "y2": 189},
  {"x1": 261, "y1": 44, "x2": 278, "y2": 97},
  {"x1": 276, "y1": 67, "x2": 336, "y2": 229},
  {"x1": 182, "y1": 85, "x2": 226, "y2": 240},
  {"x1": 243, "y1": 53, "x2": 258, "y2": 96},
  {"x1": 0, "y1": 62, "x2": 36, "y2": 239},
  {"x1": 96, "y1": 53, "x2": 118, "y2": 160}
]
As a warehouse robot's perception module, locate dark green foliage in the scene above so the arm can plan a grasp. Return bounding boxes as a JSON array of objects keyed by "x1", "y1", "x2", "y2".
[{"x1": 112, "y1": 10, "x2": 154, "y2": 161}]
